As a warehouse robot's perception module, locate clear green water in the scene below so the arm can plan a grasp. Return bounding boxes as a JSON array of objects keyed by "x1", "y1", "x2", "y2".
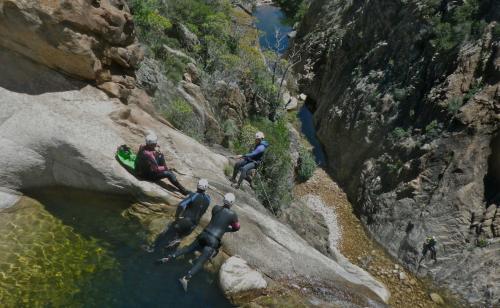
[{"x1": 0, "y1": 188, "x2": 231, "y2": 308}]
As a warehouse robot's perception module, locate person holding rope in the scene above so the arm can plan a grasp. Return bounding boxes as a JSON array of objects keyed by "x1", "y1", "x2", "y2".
[
  {"x1": 230, "y1": 131, "x2": 269, "y2": 189},
  {"x1": 135, "y1": 133, "x2": 190, "y2": 195},
  {"x1": 156, "y1": 193, "x2": 240, "y2": 292}
]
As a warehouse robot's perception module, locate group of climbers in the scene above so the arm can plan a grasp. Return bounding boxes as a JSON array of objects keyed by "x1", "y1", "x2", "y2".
[{"x1": 128, "y1": 131, "x2": 267, "y2": 291}]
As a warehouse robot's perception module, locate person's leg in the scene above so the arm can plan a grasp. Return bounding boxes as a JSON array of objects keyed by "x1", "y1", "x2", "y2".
[
  {"x1": 183, "y1": 245, "x2": 216, "y2": 279},
  {"x1": 237, "y1": 162, "x2": 257, "y2": 186},
  {"x1": 157, "y1": 237, "x2": 201, "y2": 264},
  {"x1": 232, "y1": 160, "x2": 245, "y2": 181},
  {"x1": 430, "y1": 246, "x2": 437, "y2": 262},
  {"x1": 163, "y1": 170, "x2": 189, "y2": 195}
]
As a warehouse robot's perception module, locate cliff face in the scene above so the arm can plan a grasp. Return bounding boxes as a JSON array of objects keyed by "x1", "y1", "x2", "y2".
[{"x1": 294, "y1": 0, "x2": 499, "y2": 305}]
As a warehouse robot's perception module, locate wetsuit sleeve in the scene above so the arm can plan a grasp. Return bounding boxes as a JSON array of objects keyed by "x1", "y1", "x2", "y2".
[
  {"x1": 200, "y1": 195, "x2": 210, "y2": 217},
  {"x1": 179, "y1": 193, "x2": 196, "y2": 210},
  {"x1": 176, "y1": 193, "x2": 195, "y2": 219},
  {"x1": 243, "y1": 145, "x2": 266, "y2": 160}
]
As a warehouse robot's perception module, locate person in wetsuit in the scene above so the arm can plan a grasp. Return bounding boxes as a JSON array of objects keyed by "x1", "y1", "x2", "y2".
[
  {"x1": 135, "y1": 133, "x2": 189, "y2": 195},
  {"x1": 150, "y1": 179, "x2": 211, "y2": 251},
  {"x1": 420, "y1": 236, "x2": 437, "y2": 262},
  {"x1": 157, "y1": 193, "x2": 240, "y2": 291},
  {"x1": 230, "y1": 131, "x2": 269, "y2": 189}
]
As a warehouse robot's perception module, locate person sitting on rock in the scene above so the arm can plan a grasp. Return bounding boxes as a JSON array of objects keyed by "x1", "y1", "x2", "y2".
[
  {"x1": 156, "y1": 193, "x2": 240, "y2": 292},
  {"x1": 420, "y1": 236, "x2": 437, "y2": 263},
  {"x1": 135, "y1": 133, "x2": 190, "y2": 195},
  {"x1": 230, "y1": 131, "x2": 269, "y2": 189},
  {"x1": 148, "y1": 179, "x2": 211, "y2": 252}
]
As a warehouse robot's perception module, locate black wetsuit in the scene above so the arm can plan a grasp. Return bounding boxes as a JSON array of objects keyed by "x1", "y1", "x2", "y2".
[
  {"x1": 422, "y1": 238, "x2": 437, "y2": 261},
  {"x1": 153, "y1": 191, "x2": 210, "y2": 250},
  {"x1": 169, "y1": 205, "x2": 240, "y2": 279}
]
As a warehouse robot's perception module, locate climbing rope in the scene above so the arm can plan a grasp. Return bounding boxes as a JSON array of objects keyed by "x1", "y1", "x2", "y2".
[{"x1": 255, "y1": 168, "x2": 276, "y2": 215}]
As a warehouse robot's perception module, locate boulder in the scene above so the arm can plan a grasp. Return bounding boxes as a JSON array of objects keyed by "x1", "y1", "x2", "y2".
[
  {"x1": 219, "y1": 256, "x2": 267, "y2": 294},
  {"x1": 0, "y1": 0, "x2": 141, "y2": 82},
  {"x1": 429, "y1": 293, "x2": 445, "y2": 305}
]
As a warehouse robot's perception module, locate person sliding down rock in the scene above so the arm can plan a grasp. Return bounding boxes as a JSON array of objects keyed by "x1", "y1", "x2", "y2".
[
  {"x1": 230, "y1": 131, "x2": 269, "y2": 189},
  {"x1": 148, "y1": 179, "x2": 211, "y2": 252},
  {"x1": 419, "y1": 236, "x2": 437, "y2": 264},
  {"x1": 135, "y1": 133, "x2": 190, "y2": 195},
  {"x1": 156, "y1": 193, "x2": 240, "y2": 292}
]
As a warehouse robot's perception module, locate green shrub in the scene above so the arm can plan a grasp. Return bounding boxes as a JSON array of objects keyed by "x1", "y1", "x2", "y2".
[
  {"x1": 393, "y1": 88, "x2": 407, "y2": 101},
  {"x1": 297, "y1": 146, "x2": 316, "y2": 182},
  {"x1": 463, "y1": 81, "x2": 483, "y2": 102},
  {"x1": 425, "y1": 120, "x2": 441, "y2": 139},
  {"x1": 253, "y1": 118, "x2": 293, "y2": 214},
  {"x1": 391, "y1": 127, "x2": 411, "y2": 140},
  {"x1": 447, "y1": 96, "x2": 464, "y2": 114},
  {"x1": 233, "y1": 118, "x2": 293, "y2": 214},
  {"x1": 163, "y1": 99, "x2": 203, "y2": 140},
  {"x1": 429, "y1": 0, "x2": 485, "y2": 52}
]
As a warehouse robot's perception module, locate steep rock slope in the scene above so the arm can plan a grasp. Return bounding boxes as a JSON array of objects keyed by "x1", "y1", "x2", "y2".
[
  {"x1": 0, "y1": 55, "x2": 389, "y2": 306},
  {"x1": 294, "y1": 0, "x2": 499, "y2": 305},
  {"x1": 0, "y1": 0, "x2": 390, "y2": 305}
]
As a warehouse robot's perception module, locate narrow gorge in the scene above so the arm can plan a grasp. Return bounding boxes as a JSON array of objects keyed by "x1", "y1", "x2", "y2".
[{"x1": 0, "y1": 0, "x2": 497, "y2": 307}]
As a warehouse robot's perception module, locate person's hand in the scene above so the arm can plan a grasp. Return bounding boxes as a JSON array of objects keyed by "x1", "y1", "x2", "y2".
[{"x1": 236, "y1": 155, "x2": 243, "y2": 159}]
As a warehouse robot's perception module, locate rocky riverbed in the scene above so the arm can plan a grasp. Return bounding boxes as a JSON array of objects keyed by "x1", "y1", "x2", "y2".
[{"x1": 295, "y1": 169, "x2": 459, "y2": 308}]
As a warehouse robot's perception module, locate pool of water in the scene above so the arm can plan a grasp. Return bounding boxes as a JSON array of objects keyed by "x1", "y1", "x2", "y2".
[
  {"x1": 0, "y1": 188, "x2": 230, "y2": 308},
  {"x1": 254, "y1": 5, "x2": 293, "y2": 52}
]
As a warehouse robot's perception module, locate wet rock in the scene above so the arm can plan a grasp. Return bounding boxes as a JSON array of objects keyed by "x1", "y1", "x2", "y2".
[{"x1": 219, "y1": 256, "x2": 267, "y2": 294}]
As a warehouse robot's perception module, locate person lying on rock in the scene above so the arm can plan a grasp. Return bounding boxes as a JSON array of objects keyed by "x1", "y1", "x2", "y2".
[
  {"x1": 420, "y1": 236, "x2": 437, "y2": 263},
  {"x1": 135, "y1": 133, "x2": 190, "y2": 195},
  {"x1": 156, "y1": 193, "x2": 240, "y2": 292},
  {"x1": 147, "y1": 179, "x2": 211, "y2": 252},
  {"x1": 230, "y1": 131, "x2": 269, "y2": 189}
]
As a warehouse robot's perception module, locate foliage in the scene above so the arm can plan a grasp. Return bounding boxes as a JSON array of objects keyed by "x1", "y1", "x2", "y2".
[
  {"x1": 274, "y1": 0, "x2": 310, "y2": 23},
  {"x1": 463, "y1": 81, "x2": 483, "y2": 102},
  {"x1": 393, "y1": 88, "x2": 407, "y2": 101},
  {"x1": 297, "y1": 146, "x2": 316, "y2": 182},
  {"x1": 447, "y1": 96, "x2": 464, "y2": 115},
  {"x1": 252, "y1": 118, "x2": 293, "y2": 214},
  {"x1": 429, "y1": 0, "x2": 486, "y2": 52},
  {"x1": 391, "y1": 127, "x2": 411, "y2": 140},
  {"x1": 163, "y1": 99, "x2": 203, "y2": 140},
  {"x1": 129, "y1": 0, "x2": 172, "y2": 54},
  {"x1": 425, "y1": 120, "x2": 441, "y2": 139},
  {"x1": 233, "y1": 118, "x2": 293, "y2": 214}
]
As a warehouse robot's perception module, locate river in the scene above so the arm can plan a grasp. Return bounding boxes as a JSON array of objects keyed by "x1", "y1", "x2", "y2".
[
  {"x1": 254, "y1": 4, "x2": 327, "y2": 166},
  {"x1": 0, "y1": 188, "x2": 230, "y2": 307}
]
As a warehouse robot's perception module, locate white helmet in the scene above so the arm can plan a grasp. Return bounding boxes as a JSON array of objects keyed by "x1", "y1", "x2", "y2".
[
  {"x1": 255, "y1": 131, "x2": 265, "y2": 140},
  {"x1": 223, "y1": 193, "x2": 235, "y2": 206},
  {"x1": 145, "y1": 133, "x2": 158, "y2": 145},
  {"x1": 197, "y1": 179, "x2": 208, "y2": 191}
]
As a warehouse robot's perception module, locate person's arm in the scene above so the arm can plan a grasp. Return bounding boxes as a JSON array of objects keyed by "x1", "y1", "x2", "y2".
[
  {"x1": 176, "y1": 193, "x2": 195, "y2": 219},
  {"x1": 226, "y1": 214, "x2": 240, "y2": 232},
  {"x1": 144, "y1": 151, "x2": 166, "y2": 173},
  {"x1": 200, "y1": 195, "x2": 211, "y2": 217},
  {"x1": 243, "y1": 145, "x2": 266, "y2": 160}
]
